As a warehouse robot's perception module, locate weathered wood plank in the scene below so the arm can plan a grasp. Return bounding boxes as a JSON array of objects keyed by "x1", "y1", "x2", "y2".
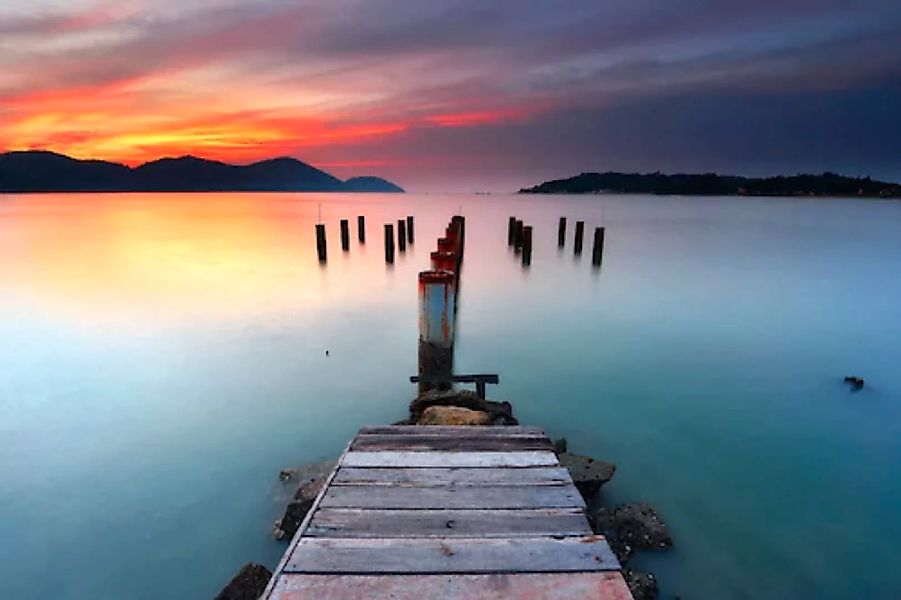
[
  {"x1": 318, "y1": 484, "x2": 584, "y2": 509},
  {"x1": 285, "y1": 536, "x2": 620, "y2": 574},
  {"x1": 332, "y1": 467, "x2": 572, "y2": 487},
  {"x1": 358, "y1": 425, "x2": 545, "y2": 437},
  {"x1": 351, "y1": 434, "x2": 554, "y2": 452},
  {"x1": 341, "y1": 451, "x2": 558, "y2": 468},
  {"x1": 306, "y1": 508, "x2": 591, "y2": 538},
  {"x1": 270, "y1": 572, "x2": 633, "y2": 599}
]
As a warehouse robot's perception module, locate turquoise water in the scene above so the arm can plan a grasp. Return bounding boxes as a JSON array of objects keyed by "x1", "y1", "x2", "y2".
[{"x1": 1, "y1": 192, "x2": 900, "y2": 599}]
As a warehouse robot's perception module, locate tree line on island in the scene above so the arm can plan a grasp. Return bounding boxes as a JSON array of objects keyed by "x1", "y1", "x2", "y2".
[
  {"x1": 520, "y1": 171, "x2": 901, "y2": 198},
  {"x1": 0, "y1": 150, "x2": 404, "y2": 193}
]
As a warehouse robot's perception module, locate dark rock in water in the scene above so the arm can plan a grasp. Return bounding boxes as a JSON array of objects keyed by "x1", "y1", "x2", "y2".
[
  {"x1": 409, "y1": 390, "x2": 517, "y2": 425},
  {"x1": 558, "y1": 452, "x2": 615, "y2": 503},
  {"x1": 590, "y1": 503, "x2": 673, "y2": 563},
  {"x1": 214, "y1": 562, "x2": 272, "y2": 600},
  {"x1": 622, "y1": 568, "x2": 658, "y2": 600},
  {"x1": 273, "y1": 461, "x2": 334, "y2": 540},
  {"x1": 553, "y1": 437, "x2": 568, "y2": 455},
  {"x1": 274, "y1": 498, "x2": 315, "y2": 540},
  {"x1": 844, "y1": 376, "x2": 864, "y2": 390}
]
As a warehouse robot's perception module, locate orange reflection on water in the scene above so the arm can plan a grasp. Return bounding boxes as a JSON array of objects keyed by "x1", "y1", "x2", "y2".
[{"x1": 0, "y1": 193, "x2": 420, "y2": 325}]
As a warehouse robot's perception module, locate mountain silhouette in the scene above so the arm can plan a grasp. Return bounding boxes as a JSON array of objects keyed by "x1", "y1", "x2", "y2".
[{"x1": 0, "y1": 151, "x2": 404, "y2": 193}]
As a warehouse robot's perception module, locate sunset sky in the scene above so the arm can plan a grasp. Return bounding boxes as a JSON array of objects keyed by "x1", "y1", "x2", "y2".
[{"x1": 2, "y1": 0, "x2": 901, "y2": 191}]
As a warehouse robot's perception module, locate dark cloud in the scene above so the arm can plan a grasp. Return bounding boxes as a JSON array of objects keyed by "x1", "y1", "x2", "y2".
[{"x1": 2, "y1": 0, "x2": 901, "y2": 189}]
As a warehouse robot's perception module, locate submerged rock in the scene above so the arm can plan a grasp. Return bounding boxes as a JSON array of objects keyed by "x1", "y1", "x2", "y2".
[
  {"x1": 558, "y1": 452, "x2": 615, "y2": 503},
  {"x1": 273, "y1": 462, "x2": 334, "y2": 540},
  {"x1": 622, "y1": 568, "x2": 658, "y2": 600},
  {"x1": 409, "y1": 390, "x2": 517, "y2": 425},
  {"x1": 844, "y1": 375, "x2": 865, "y2": 390},
  {"x1": 590, "y1": 503, "x2": 673, "y2": 563},
  {"x1": 214, "y1": 562, "x2": 272, "y2": 600},
  {"x1": 419, "y1": 405, "x2": 491, "y2": 426}
]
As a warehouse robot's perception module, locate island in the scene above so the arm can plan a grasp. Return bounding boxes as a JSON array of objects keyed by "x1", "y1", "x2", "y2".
[
  {"x1": 520, "y1": 171, "x2": 901, "y2": 198},
  {"x1": 0, "y1": 151, "x2": 404, "y2": 193}
]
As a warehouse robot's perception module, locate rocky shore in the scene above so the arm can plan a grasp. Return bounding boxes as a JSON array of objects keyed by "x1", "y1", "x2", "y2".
[{"x1": 217, "y1": 390, "x2": 674, "y2": 600}]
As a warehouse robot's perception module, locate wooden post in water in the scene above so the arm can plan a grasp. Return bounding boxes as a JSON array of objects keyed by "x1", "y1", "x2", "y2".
[
  {"x1": 574, "y1": 221, "x2": 585, "y2": 255},
  {"x1": 315, "y1": 224, "x2": 327, "y2": 262},
  {"x1": 384, "y1": 224, "x2": 395, "y2": 263},
  {"x1": 522, "y1": 225, "x2": 533, "y2": 266},
  {"x1": 514, "y1": 219, "x2": 524, "y2": 253},
  {"x1": 592, "y1": 227, "x2": 605, "y2": 266},
  {"x1": 418, "y1": 270, "x2": 455, "y2": 394},
  {"x1": 508, "y1": 216, "x2": 516, "y2": 246},
  {"x1": 451, "y1": 215, "x2": 465, "y2": 263},
  {"x1": 558, "y1": 217, "x2": 567, "y2": 247},
  {"x1": 398, "y1": 219, "x2": 407, "y2": 252},
  {"x1": 340, "y1": 219, "x2": 350, "y2": 251},
  {"x1": 357, "y1": 215, "x2": 365, "y2": 243},
  {"x1": 406, "y1": 216, "x2": 414, "y2": 244}
]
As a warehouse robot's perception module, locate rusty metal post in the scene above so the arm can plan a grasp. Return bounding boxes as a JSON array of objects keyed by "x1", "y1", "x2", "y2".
[
  {"x1": 558, "y1": 217, "x2": 566, "y2": 247},
  {"x1": 592, "y1": 227, "x2": 605, "y2": 266},
  {"x1": 398, "y1": 219, "x2": 407, "y2": 252},
  {"x1": 418, "y1": 270, "x2": 455, "y2": 394},
  {"x1": 315, "y1": 224, "x2": 327, "y2": 262},
  {"x1": 340, "y1": 219, "x2": 350, "y2": 251},
  {"x1": 384, "y1": 223, "x2": 395, "y2": 263},
  {"x1": 357, "y1": 215, "x2": 365, "y2": 243},
  {"x1": 508, "y1": 216, "x2": 516, "y2": 246},
  {"x1": 574, "y1": 220, "x2": 584, "y2": 255},
  {"x1": 522, "y1": 225, "x2": 533, "y2": 266},
  {"x1": 431, "y1": 251, "x2": 457, "y2": 272},
  {"x1": 406, "y1": 216, "x2": 414, "y2": 244}
]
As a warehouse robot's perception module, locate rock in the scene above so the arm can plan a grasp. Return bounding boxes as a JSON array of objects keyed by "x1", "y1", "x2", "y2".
[
  {"x1": 622, "y1": 568, "x2": 658, "y2": 600},
  {"x1": 273, "y1": 498, "x2": 314, "y2": 540},
  {"x1": 553, "y1": 437, "x2": 567, "y2": 454},
  {"x1": 558, "y1": 452, "x2": 615, "y2": 503},
  {"x1": 844, "y1": 376, "x2": 864, "y2": 390},
  {"x1": 277, "y1": 460, "x2": 336, "y2": 488},
  {"x1": 409, "y1": 390, "x2": 518, "y2": 425},
  {"x1": 419, "y1": 405, "x2": 491, "y2": 426},
  {"x1": 590, "y1": 503, "x2": 673, "y2": 563},
  {"x1": 272, "y1": 469, "x2": 330, "y2": 540},
  {"x1": 214, "y1": 562, "x2": 272, "y2": 600}
]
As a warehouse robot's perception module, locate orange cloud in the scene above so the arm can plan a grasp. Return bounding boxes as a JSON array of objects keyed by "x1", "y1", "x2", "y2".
[{"x1": 424, "y1": 107, "x2": 534, "y2": 128}]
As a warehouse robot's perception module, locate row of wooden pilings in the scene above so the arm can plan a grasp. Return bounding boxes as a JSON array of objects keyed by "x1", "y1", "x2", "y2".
[
  {"x1": 507, "y1": 216, "x2": 605, "y2": 266},
  {"x1": 418, "y1": 216, "x2": 465, "y2": 394},
  {"x1": 315, "y1": 215, "x2": 415, "y2": 263}
]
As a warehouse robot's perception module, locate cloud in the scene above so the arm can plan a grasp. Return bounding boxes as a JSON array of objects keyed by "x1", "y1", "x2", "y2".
[{"x1": 1, "y1": 0, "x2": 901, "y2": 188}]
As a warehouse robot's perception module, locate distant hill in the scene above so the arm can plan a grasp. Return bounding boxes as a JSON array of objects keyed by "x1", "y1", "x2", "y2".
[
  {"x1": 520, "y1": 171, "x2": 901, "y2": 198},
  {"x1": 342, "y1": 176, "x2": 404, "y2": 193},
  {"x1": 0, "y1": 151, "x2": 404, "y2": 193}
]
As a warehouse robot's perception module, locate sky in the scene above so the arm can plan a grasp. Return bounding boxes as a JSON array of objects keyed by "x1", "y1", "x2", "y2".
[{"x1": 2, "y1": 0, "x2": 901, "y2": 191}]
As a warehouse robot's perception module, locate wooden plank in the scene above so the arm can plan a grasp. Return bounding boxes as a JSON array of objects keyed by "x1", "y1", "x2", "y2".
[
  {"x1": 318, "y1": 484, "x2": 584, "y2": 509},
  {"x1": 284, "y1": 536, "x2": 620, "y2": 574},
  {"x1": 306, "y1": 508, "x2": 591, "y2": 538},
  {"x1": 270, "y1": 572, "x2": 633, "y2": 599},
  {"x1": 332, "y1": 467, "x2": 572, "y2": 487},
  {"x1": 341, "y1": 451, "x2": 558, "y2": 468},
  {"x1": 351, "y1": 434, "x2": 553, "y2": 452},
  {"x1": 358, "y1": 425, "x2": 544, "y2": 436}
]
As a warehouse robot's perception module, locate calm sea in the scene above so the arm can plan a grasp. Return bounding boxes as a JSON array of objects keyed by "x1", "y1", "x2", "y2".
[{"x1": 1, "y1": 192, "x2": 900, "y2": 599}]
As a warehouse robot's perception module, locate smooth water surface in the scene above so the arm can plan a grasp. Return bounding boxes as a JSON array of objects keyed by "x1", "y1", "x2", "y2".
[{"x1": 1, "y1": 192, "x2": 900, "y2": 599}]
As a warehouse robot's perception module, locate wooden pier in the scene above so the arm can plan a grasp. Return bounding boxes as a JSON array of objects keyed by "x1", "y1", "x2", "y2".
[{"x1": 263, "y1": 425, "x2": 632, "y2": 599}]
